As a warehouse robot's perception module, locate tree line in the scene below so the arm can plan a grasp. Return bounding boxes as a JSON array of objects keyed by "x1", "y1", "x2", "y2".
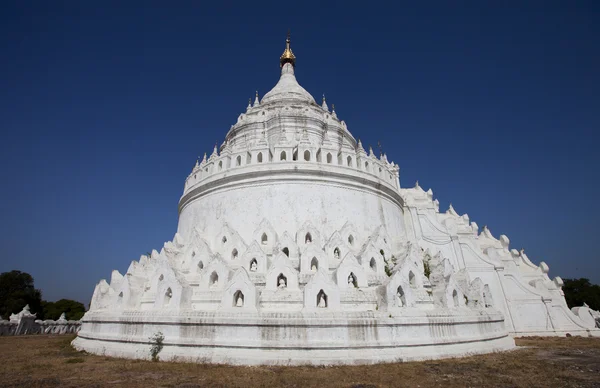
[{"x1": 0, "y1": 270, "x2": 85, "y2": 321}]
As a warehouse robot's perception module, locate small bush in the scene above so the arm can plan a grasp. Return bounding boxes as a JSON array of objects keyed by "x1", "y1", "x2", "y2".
[{"x1": 150, "y1": 331, "x2": 165, "y2": 362}]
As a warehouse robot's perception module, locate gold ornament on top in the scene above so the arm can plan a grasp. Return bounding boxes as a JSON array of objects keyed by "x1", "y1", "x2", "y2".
[{"x1": 280, "y1": 31, "x2": 296, "y2": 68}]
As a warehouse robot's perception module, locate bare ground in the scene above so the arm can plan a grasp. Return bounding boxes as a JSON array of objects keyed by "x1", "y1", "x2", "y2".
[{"x1": 0, "y1": 335, "x2": 599, "y2": 387}]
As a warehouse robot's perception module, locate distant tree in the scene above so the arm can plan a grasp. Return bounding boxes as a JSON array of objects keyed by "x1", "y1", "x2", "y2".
[
  {"x1": 41, "y1": 299, "x2": 86, "y2": 321},
  {"x1": 562, "y1": 278, "x2": 600, "y2": 311},
  {"x1": 0, "y1": 270, "x2": 43, "y2": 320}
]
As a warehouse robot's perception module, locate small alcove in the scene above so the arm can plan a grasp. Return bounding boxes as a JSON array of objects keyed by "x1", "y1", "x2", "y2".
[
  {"x1": 396, "y1": 286, "x2": 406, "y2": 307},
  {"x1": 210, "y1": 272, "x2": 219, "y2": 288},
  {"x1": 233, "y1": 290, "x2": 244, "y2": 307},
  {"x1": 249, "y1": 258, "x2": 258, "y2": 272},
  {"x1": 310, "y1": 257, "x2": 319, "y2": 271},
  {"x1": 164, "y1": 288, "x2": 172, "y2": 307},
  {"x1": 370, "y1": 257, "x2": 377, "y2": 271},
  {"x1": 277, "y1": 273, "x2": 288, "y2": 288},
  {"x1": 317, "y1": 289, "x2": 328, "y2": 308},
  {"x1": 333, "y1": 247, "x2": 341, "y2": 259},
  {"x1": 409, "y1": 271, "x2": 416, "y2": 288},
  {"x1": 305, "y1": 232, "x2": 312, "y2": 244},
  {"x1": 348, "y1": 272, "x2": 358, "y2": 288}
]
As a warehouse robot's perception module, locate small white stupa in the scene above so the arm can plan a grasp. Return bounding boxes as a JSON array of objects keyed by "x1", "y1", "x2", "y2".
[{"x1": 73, "y1": 34, "x2": 598, "y2": 365}]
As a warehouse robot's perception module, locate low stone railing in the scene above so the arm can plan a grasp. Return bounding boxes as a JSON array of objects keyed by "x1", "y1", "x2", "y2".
[{"x1": 0, "y1": 305, "x2": 81, "y2": 336}]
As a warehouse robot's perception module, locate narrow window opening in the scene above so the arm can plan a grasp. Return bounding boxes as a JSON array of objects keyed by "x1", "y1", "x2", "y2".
[
  {"x1": 277, "y1": 273, "x2": 288, "y2": 288},
  {"x1": 261, "y1": 233, "x2": 268, "y2": 245},
  {"x1": 249, "y1": 258, "x2": 258, "y2": 272},
  {"x1": 210, "y1": 272, "x2": 219, "y2": 288},
  {"x1": 222, "y1": 236, "x2": 227, "y2": 244},
  {"x1": 293, "y1": 149, "x2": 298, "y2": 161},
  {"x1": 164, "y1": 287, "x2": 172, "y2": 307},
  {"x1": 347, "y1": 156, "x2": 352, "y2": 167},
  {"x1": 234, "y1": 290, "x2": 244, "y2": 307},
  {"x1": 310, "y1": 257, "x2": 318, "y2": 271},
  {"x1": 348, "y1": 235, "x2": 354, "y2": 245},
  {"x1": 236, "y1": 155, "x2": 242, "y2": 166},
  {"x1": 452, "y1": 289, "x2": 459, "y2": 307},
  {"x1": 348, "y1": 272, "x2": 358, "y2": 288},
  {"x1": 409, "y1": 271, "x2": 416, "y2": 288},
  {"x1": 197, "y1": 261, "x2": 204, "y2": 272},
  {"x1": 333, "y1": 247, "x2": 340, "y2": 260},
  {"x1": 327, "y1": 153, "x2": 332, "y2": 163},
  {"x1": 317, "y1": 289, "x2": 328, "y2": 308},
  {"x1": 257, "y1": 152, "x2": 263, "y2": 163},
  {"x1": 370, "y1": 257, "x2": 377, "y2": 271},
  {"x1": 280, "y1": 151, "x2": 287, "y2": 161},
  {"x1": 282, "y1": 247, "x2": 289, "y2": 257},
  {"x1": 304, "y1": 150, "x2": 310, "y2": 161},
  {"x1": 396, "y1": 286, "x2": 406, "y2": 307},
  {"x1": 231, "y1": 248, "x2": 238, "y2": 260},
  {"x1": 305, "y1": 232, "x2": 312, "y2": 244}
]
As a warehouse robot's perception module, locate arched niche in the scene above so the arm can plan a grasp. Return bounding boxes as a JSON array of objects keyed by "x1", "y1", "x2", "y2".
[{"x1": 233, "y1": 290, "x2": 244, "y2": 307}]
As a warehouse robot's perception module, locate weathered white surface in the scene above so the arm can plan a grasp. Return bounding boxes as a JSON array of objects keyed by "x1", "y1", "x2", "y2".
[
  {"x1": 74, "y1": 41, "x2": 598, "y2": 365},
  {"x1": 1, "y1": 305, "x2": 81, "y2": 335}
]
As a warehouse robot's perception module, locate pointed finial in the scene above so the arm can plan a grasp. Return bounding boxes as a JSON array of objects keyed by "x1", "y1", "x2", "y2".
[
  {"x1": 247, "y1": 98, "x2": 252, "y2": 111},
  {"x1": 280, "y1": 30, "x2": 296, "y2": 68},
  {"x1": 322, "y1": 94, "x2": 329, "y2": 111},
  {"x1": 254, "y1": 91, "x2": 260, "y2": 106}
]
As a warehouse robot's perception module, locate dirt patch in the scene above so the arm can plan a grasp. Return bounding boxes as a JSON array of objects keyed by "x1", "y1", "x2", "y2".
[{"x1": 0, "y1": 335, "x2": 599, "y2": 387}]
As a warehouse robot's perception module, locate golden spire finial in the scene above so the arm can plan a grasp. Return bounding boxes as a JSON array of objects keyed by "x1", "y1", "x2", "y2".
[{"x1": 280, "y1": 30, "x2": 296, "y2": 68}]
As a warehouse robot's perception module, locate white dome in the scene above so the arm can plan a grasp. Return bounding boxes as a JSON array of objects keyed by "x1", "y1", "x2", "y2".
[{"x1": 261, "y1": 63, "x2": 316, "y2": 105}]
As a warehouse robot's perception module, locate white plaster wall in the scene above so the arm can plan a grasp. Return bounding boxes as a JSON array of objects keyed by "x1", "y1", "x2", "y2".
[{"x1": 177, "y1": 180, "x2": 406, "y2": 251}]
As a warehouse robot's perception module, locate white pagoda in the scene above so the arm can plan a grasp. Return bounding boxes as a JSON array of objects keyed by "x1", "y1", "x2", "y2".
[{"x1": 73, "y1": 35, "x2": 599, "y2": 365}]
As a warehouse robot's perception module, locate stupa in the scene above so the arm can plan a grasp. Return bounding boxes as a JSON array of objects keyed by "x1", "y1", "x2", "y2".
[{"x1": 73, "y1": 35, "x2": 599, "y2": 365}]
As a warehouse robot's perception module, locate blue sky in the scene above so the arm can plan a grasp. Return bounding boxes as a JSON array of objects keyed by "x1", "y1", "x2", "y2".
[{"x1": 0, "y1": 2, "x2": 598, "y2": 304}]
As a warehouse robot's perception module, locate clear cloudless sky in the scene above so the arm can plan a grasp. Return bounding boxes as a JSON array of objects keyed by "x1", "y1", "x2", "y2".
[{"x1": 0, "y1": 1, "x2": 598, "y2": 305}]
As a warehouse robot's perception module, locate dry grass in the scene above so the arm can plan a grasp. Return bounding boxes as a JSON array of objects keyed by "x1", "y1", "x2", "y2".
[{"x1": 0, "y1": 335, "x2": 599, "y2": 387}]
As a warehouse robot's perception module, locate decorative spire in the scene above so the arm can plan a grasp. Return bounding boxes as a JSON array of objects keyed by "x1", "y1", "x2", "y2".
[
  {"x1": 280, "y1": 30, "x2": 296, "y2": 68},
  {"x1": 331, "y1": 103, "x2": 337, "y2": 119},
  {"x1": 357, "y1": 139, "x2": 365, "y2": 153},
  {"x1": 322, "y1": 94, "x2": 329, "y2": 111},
  {"x1": 247, "y1": 98, "x2": 252, "y2": 111},
  {"x1": 254, "y1": 91, "x2": 260, "y2": 107}
]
